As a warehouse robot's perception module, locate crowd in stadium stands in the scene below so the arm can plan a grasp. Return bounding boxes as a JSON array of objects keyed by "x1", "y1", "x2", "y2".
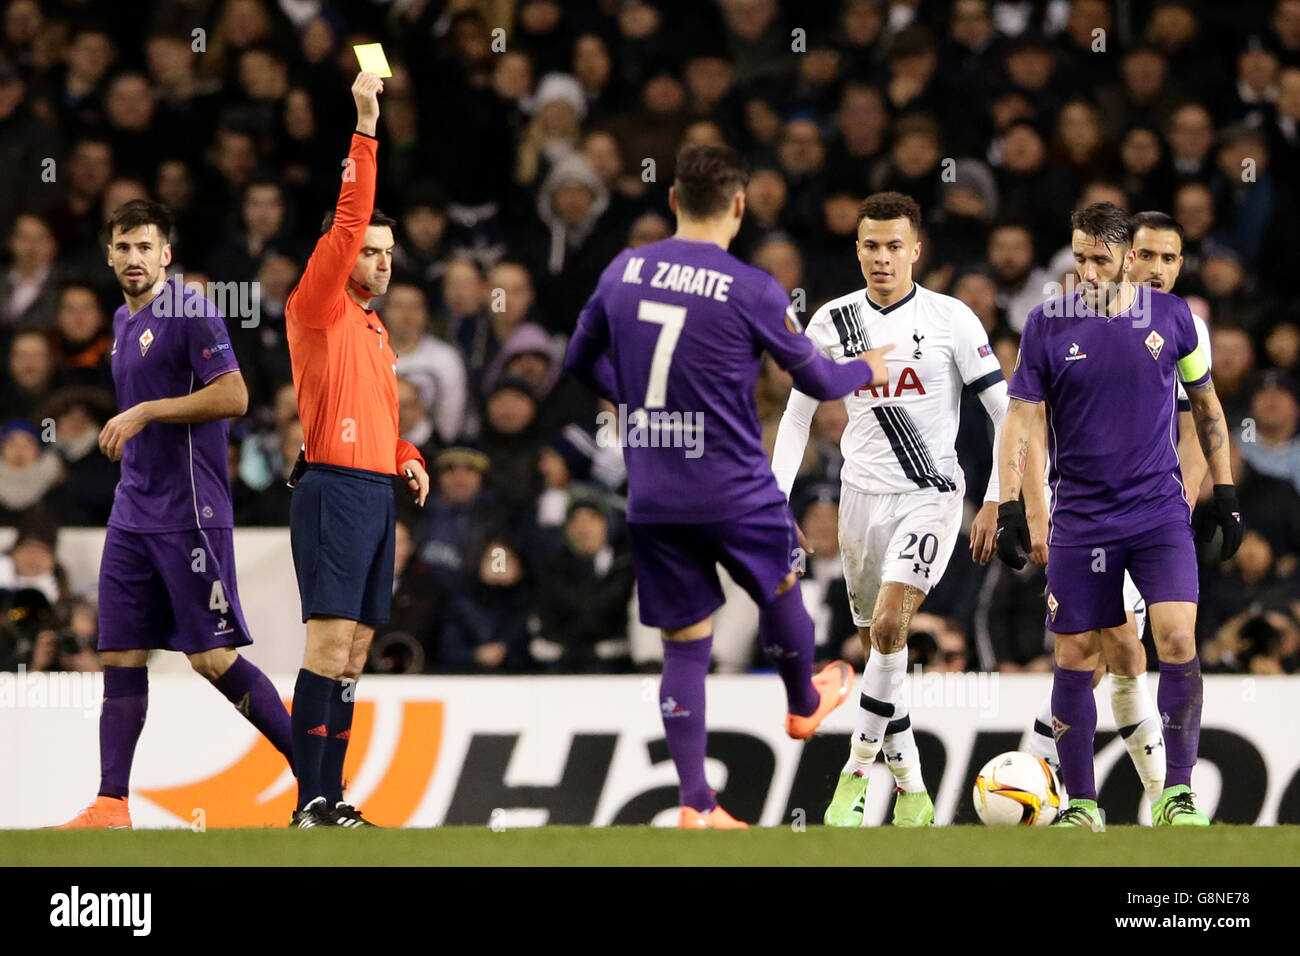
[{"x1": 3, "y1": 0, "x2": 1300, "y2": 676}]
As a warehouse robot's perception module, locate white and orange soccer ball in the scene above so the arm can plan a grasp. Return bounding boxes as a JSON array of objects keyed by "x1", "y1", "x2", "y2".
[{"x1": 973, "y1": 751, "x2": 1062, "y2": 826}]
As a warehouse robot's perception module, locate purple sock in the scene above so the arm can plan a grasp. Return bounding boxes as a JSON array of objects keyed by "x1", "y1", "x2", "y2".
[
  {"x1": 1158, "y1": 656, "x2": 1203, "y2": 788},
  {"x1": 661, "y1": 637, "x2": 714, "y2": 813},
  {"x1": 99, "y1": 665, "x2": 148, "y2": 799},
  {"x1": 212, "y1": 655, "x2": 293, "y2": 766},
  {"x1": 1052, "y1": 664, "x2": 1098, "y2": 801},
  {"x1": 758, "y1": 586, "x2": 820, "y2": 717}
]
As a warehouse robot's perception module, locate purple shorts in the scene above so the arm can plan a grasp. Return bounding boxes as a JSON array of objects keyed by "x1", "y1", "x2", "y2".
[
  {"x1": 628, "y1": 500, "x2": 799, "y2": 630},
  {"x1": 97, "y1": 526, "x2": 253, "y2": 654},
  {"x1": 1044, "y1": 520, "x2": 1199, "y2": 634}
]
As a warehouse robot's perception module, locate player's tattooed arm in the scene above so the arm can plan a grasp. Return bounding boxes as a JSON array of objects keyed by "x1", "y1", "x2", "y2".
[
  {"x1": 1186, "y1": 379, "x2": 1234, "y2": 486},
  {"x1": 998, "y1": 398, "x2": 1044, "y2": 504}
]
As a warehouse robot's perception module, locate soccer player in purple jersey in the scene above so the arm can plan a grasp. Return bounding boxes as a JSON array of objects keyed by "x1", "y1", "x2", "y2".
[
  {"x1": 996, "y1": 203, "x2": 1241, "y2": 830},
  {"x1": 565, "y1": 145, "x2": 893, "y2": 827},
  {"x1": 53, "y1": 200, "x2": 292, "y2": 830}
]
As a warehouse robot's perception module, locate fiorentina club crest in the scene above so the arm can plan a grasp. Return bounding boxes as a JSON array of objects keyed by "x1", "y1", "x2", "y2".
[
  {"x1": 1144, "y1": 329, "x2": 1164, "y2": 360},
  {"x1": 1046, "y1": 592, "x2": 1059, "y2": 621},
  {"x1": 139, "y1": 328, "x2": 155, "y2": 356},
  {"x1": 1051, "y1": 716, "x2": 1071, "y2": 741}
]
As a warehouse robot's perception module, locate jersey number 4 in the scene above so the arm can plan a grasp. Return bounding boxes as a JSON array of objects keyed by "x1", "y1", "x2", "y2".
[
  {"x1": 209, "y1": 580, "x2": 231, "y2": 614},
  {"x1": 637, "y1": 300, "x2": 686, "y2": 409}
]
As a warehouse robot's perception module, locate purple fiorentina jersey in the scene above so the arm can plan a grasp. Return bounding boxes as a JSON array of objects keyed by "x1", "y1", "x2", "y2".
[
  {"x1": 1009, "y1": 286, "x2": 1209, "y2": 547},
  {"x1": 107, "y1": 277, "x2": 241, "y2": 533},
  {"x1": 574, "y1": 237, "x2": 829, "y2": 524}
]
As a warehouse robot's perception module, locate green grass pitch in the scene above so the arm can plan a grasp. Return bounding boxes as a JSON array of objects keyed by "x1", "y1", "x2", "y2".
[{"x1": 4, "y1": 826, "x2": 1298, "y2": 866}]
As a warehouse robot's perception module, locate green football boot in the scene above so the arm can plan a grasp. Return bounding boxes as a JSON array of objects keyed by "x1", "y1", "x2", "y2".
[
  {"x1": 1052, "y1": 798, "x2": 1106, "y2": 831},
  {"x1": 891, "y1": 789, "x2": 935, "y2": 827},
  {"x1": 1152, "y1": 785, "x2": 1210, "y2": 827},
  {"x1": 824, "y1": 771, "x2": 868, "y2": 827}
]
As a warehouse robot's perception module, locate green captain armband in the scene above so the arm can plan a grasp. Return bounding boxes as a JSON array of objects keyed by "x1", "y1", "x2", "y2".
[{"x1": 1177, "y1": 345, "x2": 1210, "y2": 384}]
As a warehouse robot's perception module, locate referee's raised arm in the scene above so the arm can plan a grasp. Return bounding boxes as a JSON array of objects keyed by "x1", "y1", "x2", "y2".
[{"x1": 287, "y1": 73, "x2": 383, "y2": 330}]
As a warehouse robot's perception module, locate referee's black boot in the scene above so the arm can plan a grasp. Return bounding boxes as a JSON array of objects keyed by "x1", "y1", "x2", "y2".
[
  {"x1": 331, "y1": 802, "x2": 379, "y2": 828},
  {"x1": 291, "y1": 796, "x2": 336, "y2": 829}
]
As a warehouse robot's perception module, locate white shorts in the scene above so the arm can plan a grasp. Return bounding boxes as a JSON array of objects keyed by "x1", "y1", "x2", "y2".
[
  {"x1": 1121, "y1": 571, "x2": 1148, "y2": 637},
  {"x1": 838, "y1": 484, "x2": 964, "y2": 628}
]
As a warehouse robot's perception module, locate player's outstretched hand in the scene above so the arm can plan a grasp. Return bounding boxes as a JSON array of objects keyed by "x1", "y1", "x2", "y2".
[
  {"x1": 856, "y1": 344, "x2": 894, "y2": 386},
  {"x1": 353, "y1": 72, "x2": 384, "y2": 130},
  {"x1": 994, "y1": 499, "x2": 1031, "y2": 570},
  {"x1": 969, "y1": 500, "x2": 998, "y2": 565},
  {"x1": 1196, "y1": 484, "x2": 1242, "y2": 560},
  {"x1": 402, "y1": 459, "x2": 429, "y2": 507}
]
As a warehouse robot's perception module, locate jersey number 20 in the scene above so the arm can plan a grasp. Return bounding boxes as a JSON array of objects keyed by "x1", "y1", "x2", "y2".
[{"x1": 637, "y1": 300, "x2": 686, "y2": 409}]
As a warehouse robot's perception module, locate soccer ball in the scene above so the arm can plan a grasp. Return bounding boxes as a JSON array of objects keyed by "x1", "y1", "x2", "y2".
[{"x1": 972, "y1": 751, "x2": 1062, "y2": 826}]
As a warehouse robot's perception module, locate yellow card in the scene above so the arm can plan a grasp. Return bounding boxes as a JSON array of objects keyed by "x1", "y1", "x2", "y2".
[{"x1": 353, "y1": 43, "x2": 392, "y2": 78}]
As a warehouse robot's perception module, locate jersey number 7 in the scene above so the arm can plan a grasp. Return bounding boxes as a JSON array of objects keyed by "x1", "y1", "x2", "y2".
[{"x1": 638, "y1": 300, "x2": 686, "y2": 409}]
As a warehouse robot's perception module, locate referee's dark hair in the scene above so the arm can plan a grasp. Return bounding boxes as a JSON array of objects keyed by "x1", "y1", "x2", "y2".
[
  {"x1": 1131, "y1": 210, "x2": 1185, "y2": 242},
  {"x1": 674, "y1": 145, "x2": 750, "y2": 219},
  {"x1": 106, "y1": 199, "x2": 174, "y2": 243},
  {"x1": 1071, "y1": 201, "x2": 1133, "y2": 247},
  {"x1": 320, "y1": 208, "x2": 398, "y2": 236}
]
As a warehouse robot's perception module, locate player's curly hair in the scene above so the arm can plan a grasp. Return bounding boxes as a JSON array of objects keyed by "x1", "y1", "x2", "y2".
[
  {"x1": 673, "y1": 145, "x2": 750, "y2": 219},
  {"x1": 857, "y1": 192, "x2": 922, "y2": 233},
  {"x1": 1071, "y1": 202, "x2": 1133, "y2": 247}
]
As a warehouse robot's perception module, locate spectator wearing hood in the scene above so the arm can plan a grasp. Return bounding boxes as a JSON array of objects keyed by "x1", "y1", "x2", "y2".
[
  {"x1": 384, "y1": 282, "x2": 468, "y2": 445},
  {"x1": 931, "y1": 158, "x2": 998, "y2": 270},
  {"x1": 441, "y1": 533, "x2": 534, "y2": 672},
  {"x1": 516, "y1": 152, "x2": 625, "y2": 333},
  {"x1": 479, "y1": 376, "x2": 544, "y2": 511},
  {"x1": 532, "y1": 488, "x2": 635, "y2": 672},
  {"x1": 0, "y1": 419, "x2": 61, "y2": 525},
  {"x1": 515, "y1": 72, "x2": 585, "y2": 190},
  {"x1": 37, "y1": 387, "x2": 119, "y2": 526},
  {"x1": 481, "y1": 321, "x2": 596, "y2": 437}
]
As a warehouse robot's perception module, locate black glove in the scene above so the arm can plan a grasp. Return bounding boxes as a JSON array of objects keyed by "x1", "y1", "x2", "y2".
[
  {"x1": 1197, "y1": 484, "x2": 1242, "y2": 560},
  {"x1": 995, "y1": 500, "x2": 1030, "y2": 570}
]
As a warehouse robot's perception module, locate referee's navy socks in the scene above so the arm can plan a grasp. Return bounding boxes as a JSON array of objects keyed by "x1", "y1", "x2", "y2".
[
  {"x1": 322, "y1": 679, "x2": 357, "y2": 806},
  {"x1": 292, "y1": 668, "x2": 338, "y2": 810},
  {"x1": 212, "y1": 655, "x2": 293, "y2": 766}
]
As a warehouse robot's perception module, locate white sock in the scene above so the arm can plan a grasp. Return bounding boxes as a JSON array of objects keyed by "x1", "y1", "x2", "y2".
[
  {"x1": 845, "y1": 648, "x2": 908, "y2": 773},
  {"x1": 1111, "y1": 673, "x2": 1165, "y2": 802},
  {"x1": 882, "y1": 676, "x2": 925, "y2": 792},
  {"x1": 1026, "y1": 693, "x2": 1059, "y2": 770}
]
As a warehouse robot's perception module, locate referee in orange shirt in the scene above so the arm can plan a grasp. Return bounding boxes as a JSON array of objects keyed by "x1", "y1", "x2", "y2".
[{"x1": 285, "y1": 72, "x2": 429, "y2": 828}]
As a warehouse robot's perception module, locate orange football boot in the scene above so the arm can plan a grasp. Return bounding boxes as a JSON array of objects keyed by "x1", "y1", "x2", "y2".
[
  {"x1": 51, "y1": 795, "x2": 132, "y2": 829},
  {"x1": 785, "y1": 660, "x2": 855, "y2": 739},
  {"x1": 678, "y1": 804, "x2": 749, "y2": 829}
]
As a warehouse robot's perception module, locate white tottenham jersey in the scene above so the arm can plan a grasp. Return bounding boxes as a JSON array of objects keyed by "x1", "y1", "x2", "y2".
[{"x1": 802, "y1": 283, "x2": 1004, "y2": 496}]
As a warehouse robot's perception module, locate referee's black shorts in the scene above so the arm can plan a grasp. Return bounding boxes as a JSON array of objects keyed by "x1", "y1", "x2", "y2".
[{"x1": 289, "y1": 463, "x2": 396, "y2": 626}]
